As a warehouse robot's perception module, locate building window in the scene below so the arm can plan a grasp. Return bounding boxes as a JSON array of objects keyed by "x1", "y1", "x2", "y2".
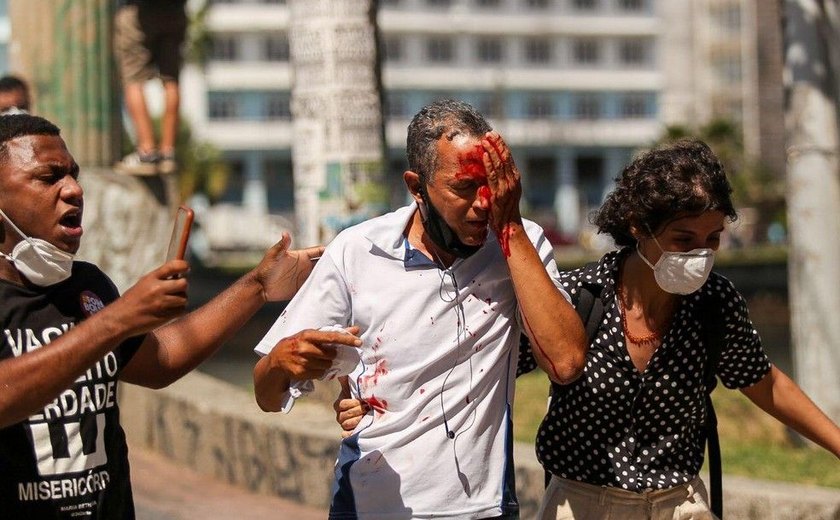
[
  {"x1": 618, "y1": 38, "x2": 647, "y2": 65},
  {"x1": 265, "y1": 92, "x2": 291, "y2": 120},
  {"x1": 524, "y1": 38, "x2": 551, "y2": 64},
  {"x1": 572, "y1": 0, "x2": 598, "y2": 10},
  {"x1": 574, "y1": 93, "x2": 601, "y2": 119},
  {"x1": 525, "y1": 156, "x2": 556, "y2": 210},
  {"x1": 526, "y1": 94, "x2": 554, "y2": 118},
  {"x1": 264, "y1": 35, "x2": 289, "y2": 62},
  {"x1": 713, "y1": 5, "x2": 741, "y2": 32},
  {"x1": 209, "y1": 35, "x2": 238, "y2": 61},
  {"x1": 381, "y1": 0, "x2": 401, "y2": 6},
  {"x1": 218, "y1": 158, "x2": 245, "y2": 204},
  {"x1": 263, "y1": 158, "x2": 294, "y2": 212},
  {"x1": 475, "y1": 93, "x2": 504, "y2": 119},
  {"x1": 525, "y1": 0, "x2": 551, "y2": 8},
  {"x1": 427, "y1": 0, "x2": 452, "y2": 6},
  {"x1": 713, "y1": 54, "x2": 742, "y2": 84},
  {"x1": 620, "y1": 93, "x2": 648, "y2": 118},
  {"x1": 383, "y1": 36, "x2": 403, "y2": 62},
  {"x1": 385, "y1": 93, "x2": 408, "y2": 118},
  {"x1": 616, "y1": 0, "x2": 644, "y2": 11},
  {"x1": 427, "y1": 37, "x2": 454, "y2": 63},
  {"x1": 572, "y1": 39, "x2": 600, "y2": 65},
  {"x1": 475, "y1": 0, "x2": 501, "y2": 7},
  {"x1": 208, "y1": 92, "x2": 238, "y2": 120},
  {"x1": 576, "y1": 155, "x2": 605, "y2": 207},
  {"x1": 477, "y1": 37, "x2": 503, "y2": 64}
]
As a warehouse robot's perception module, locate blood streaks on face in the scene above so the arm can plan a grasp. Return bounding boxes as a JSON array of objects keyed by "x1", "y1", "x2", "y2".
[{"x1": 457, "y1": 145, "x2": 487, "y2": 181}]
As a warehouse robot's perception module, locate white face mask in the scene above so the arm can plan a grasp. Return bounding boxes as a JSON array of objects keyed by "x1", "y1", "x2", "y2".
[
  {"x1": 637, "y1": 235, "x2": 714, "y2": 295},
  {"x1": 0, "y1": 209, "x2": 74, "y2": 287}
]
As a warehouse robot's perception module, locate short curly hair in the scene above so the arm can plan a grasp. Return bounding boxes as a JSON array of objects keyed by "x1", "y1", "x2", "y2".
[
  {"x1": 592, "y1": 139, "x2": 738, "y2": 246},
  {"x1": 0, "y1": 114, "x2": 60, "y2": 164}
]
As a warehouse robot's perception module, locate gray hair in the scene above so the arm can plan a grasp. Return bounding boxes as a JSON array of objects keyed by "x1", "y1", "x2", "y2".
[{"x1": 406, "y1": 99, "x2": 492, "y2": 185}]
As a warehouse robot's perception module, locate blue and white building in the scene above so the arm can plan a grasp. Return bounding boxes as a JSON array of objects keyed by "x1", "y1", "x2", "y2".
[{"x1": 180, "y1": 0, "x2": 766, "y2": 244}]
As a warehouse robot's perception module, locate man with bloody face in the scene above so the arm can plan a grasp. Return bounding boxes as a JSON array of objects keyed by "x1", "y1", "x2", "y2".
[{"x1": 253, "y1": 100, "x2": 587, "y2": 519}]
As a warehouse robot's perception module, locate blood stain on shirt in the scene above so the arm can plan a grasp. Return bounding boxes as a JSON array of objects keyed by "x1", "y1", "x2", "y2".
[
  {"x1": 360, "y1": 359, "x2": 389, "y2": 390},
  {"x1": 366, "y1": 395, "x2": 388, "y2": 413}
]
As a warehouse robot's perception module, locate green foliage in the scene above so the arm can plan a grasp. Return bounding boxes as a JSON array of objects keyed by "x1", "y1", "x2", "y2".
[
  {"x1": 656, "y1": 119, "x2": 787, "y2": 243},
  {"x1": 184, "y1": 1, "x2": 213, "y2": 68},
  {"x1": 512, "y1": 371, "x2": 551, "y2": 445},
  {"x1": 173, "y1": 120, "x2": 230, "y2": 202},
  {"x1": 513, "y1": 371, "x2": 840, "y2": 488}
]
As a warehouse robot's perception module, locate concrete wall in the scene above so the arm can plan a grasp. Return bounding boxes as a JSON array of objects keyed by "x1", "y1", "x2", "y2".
[{"x1": 120, "y1": 371, "x2": 840, "y2": 519}]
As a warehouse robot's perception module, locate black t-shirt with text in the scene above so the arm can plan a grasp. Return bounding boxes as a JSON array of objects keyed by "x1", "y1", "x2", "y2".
[{"x1": 0, "y1": 262, "x2": 144, "y2": 519}]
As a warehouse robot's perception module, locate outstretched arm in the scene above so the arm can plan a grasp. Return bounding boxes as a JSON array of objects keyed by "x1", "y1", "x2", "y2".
[
  {"x1": 740, "y1": 365, "x2": 840, "y2": 458},
  {"x1": 120, "y1": 233, "x2": 323, "y2": 389},
  {"x1": 0, "y1": 261, "x2": 189, "y2": 428},
  {"x1": 481, "y1": 132, "x2": 587, "y2": 384}
]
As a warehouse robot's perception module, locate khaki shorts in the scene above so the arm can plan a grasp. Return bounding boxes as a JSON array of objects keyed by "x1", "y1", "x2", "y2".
[
  {"x1": 114, "y1": 4, "x2": 187, "y2": 83},
  {"x1": 538, "y1": 475, "x2": 718, "y2": 520}
]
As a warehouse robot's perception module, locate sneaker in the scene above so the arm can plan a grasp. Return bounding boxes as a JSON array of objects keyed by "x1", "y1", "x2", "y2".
[
  {"x1": 158, "y1": 151, "x2": 178, "y2": 175},
  {"x1": 114, "y1": 150, "x2": 159, "y2": 176}
]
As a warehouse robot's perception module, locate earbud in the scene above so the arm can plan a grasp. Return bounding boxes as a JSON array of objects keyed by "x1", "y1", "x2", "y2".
[
  {"x1": 443, "y1": 416, "x2": 456, "y2": 440},
  {"x1": 418, "y1": 199, "x2": 429, "y2": 222}
]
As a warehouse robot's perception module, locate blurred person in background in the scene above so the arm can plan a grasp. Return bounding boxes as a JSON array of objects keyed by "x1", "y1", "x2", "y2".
[
  {"x1": 113, "y1": 0, "x2": 188, "y2": 175},
  {"x1": 0, "y1": 75, "x2": 32, "y2": 115}
]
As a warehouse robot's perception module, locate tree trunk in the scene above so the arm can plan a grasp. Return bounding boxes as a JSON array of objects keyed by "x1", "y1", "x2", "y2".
[
  {"x1": 783, "y1": 0, "x2": 840, "y2": 422},
  {"x1": 288, "y1": 0, "x2": 387, "y2": 247}
]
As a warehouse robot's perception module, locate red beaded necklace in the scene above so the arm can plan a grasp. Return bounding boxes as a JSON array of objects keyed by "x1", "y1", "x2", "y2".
[
  {"x1": 617, "y1": 258, "x2": 666, "y2": 347},
  {"x1": 616, "y1": 283, "x2": 662, "y2": 347}
]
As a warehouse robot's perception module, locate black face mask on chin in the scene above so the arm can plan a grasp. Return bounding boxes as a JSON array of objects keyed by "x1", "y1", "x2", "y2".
[{"x1": 417, "y1": 187, "x2": 482, "y2": 259}]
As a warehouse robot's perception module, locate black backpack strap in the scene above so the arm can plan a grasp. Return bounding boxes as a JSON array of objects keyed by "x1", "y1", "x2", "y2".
[
  {"x1": 545, "y1": 263, "x2": 606, "y2": 488},
  {"x1": 699, "y1": 292, "x2": 725, "y2": 519}
]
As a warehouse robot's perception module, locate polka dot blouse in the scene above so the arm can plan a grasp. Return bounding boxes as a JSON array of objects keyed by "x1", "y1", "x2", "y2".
[{"x1": 518, "y1": 249, "x2": 772, "y2": 491}]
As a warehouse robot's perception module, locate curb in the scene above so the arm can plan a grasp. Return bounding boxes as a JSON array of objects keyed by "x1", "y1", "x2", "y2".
[{"x1": 120, "y1": 371, "x2": 840, "y2": 518}]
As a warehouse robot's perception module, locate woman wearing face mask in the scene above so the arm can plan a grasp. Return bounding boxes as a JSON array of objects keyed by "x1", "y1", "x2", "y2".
[{"x1": 529, "y1": 139, "x2": 840, "y2": 519}]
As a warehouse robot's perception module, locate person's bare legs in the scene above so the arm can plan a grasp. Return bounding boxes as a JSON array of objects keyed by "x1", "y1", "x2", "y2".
[
  {"x1": 124, "y1": 81, "x2": 156, "y2": 155},
  {"x1": 158, "y1": 80, "x2": 180, "y2": 173}
]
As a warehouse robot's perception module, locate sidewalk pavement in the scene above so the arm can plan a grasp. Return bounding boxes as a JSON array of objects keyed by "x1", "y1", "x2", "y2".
[{"x1": 131, "y1": 446, "x2": 327, "y2": 520}]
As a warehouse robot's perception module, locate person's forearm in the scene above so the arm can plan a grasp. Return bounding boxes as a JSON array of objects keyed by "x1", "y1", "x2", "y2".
[
  {"x1": 0, "y1": 309, "x2": 130, "y2": 428},
  {"x1": 742, "y1": 366, "x2": 840, "y2": 458},
  {"x1": 143, "y1": 271, "x2": 266, "y2": 387},
  {"x1": 505, "y1": 225, "x2": 587, "y2": 384},
  {"x1": 253, "y1": 354, "x2": 291, "y2": 412}
]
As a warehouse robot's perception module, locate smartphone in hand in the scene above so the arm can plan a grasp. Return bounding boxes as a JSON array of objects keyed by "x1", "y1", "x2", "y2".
[{"x1": 165, "y1": 206, "x2": 194, "y2": 262}]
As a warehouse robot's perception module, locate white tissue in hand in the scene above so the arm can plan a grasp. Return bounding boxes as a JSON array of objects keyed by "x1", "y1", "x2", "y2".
[{"x1": 318, "y1": 325, "x2": 361, "y2": 381}]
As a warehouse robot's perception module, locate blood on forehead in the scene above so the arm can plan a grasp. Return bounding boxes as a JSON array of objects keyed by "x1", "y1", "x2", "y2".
[{"x1": 456, "y1": 145, "x2": 487, "y2": 182}]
